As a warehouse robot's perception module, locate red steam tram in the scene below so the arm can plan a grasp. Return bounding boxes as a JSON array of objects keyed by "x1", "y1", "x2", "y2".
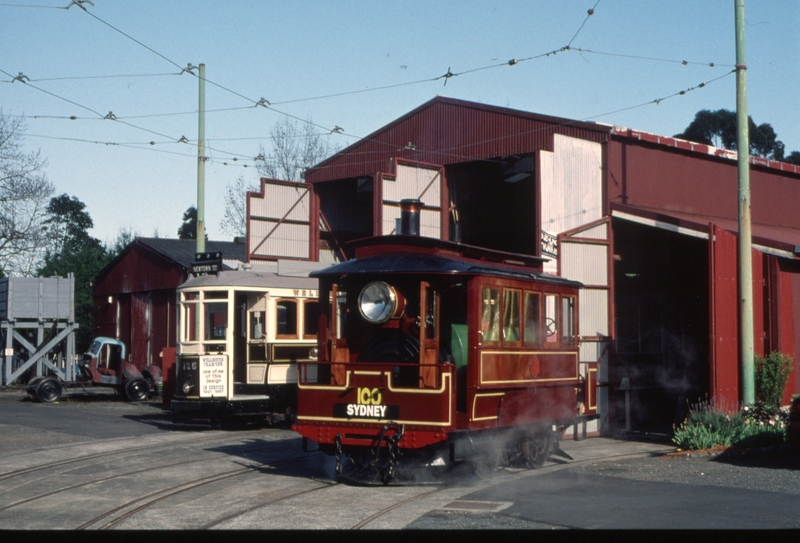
[{"x1": 293, "y1": 200, "x2": 597, "y2": 483}]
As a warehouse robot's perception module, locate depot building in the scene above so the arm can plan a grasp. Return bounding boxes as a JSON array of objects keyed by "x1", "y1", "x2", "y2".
[{"x1": 245, "y1": 96, "x2": 800, "y2": 435}]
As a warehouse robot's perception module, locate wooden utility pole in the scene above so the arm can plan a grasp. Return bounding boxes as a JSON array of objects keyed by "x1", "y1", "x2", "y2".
[
  {"x1": 197, "y1": 63, "x2": 206, "y2": 253},
  {"x1": 735, "y1": 0, "x2": 754, "y2": 404}
]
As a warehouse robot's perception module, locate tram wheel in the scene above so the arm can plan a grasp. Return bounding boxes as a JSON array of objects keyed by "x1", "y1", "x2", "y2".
[
  {"x1": 36, "y1": 377, "x2": 63, "y2": 403},
  {"x1": 124, "y1": 378, "x2": 150, "y2": 402},
  {"x1": 522, "y1": 431, "x2": 551, "y2": 469}
]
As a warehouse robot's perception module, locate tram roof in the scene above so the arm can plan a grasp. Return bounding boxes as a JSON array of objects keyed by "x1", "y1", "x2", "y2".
[
  {"x1": 179, "y1": 269, "x2": 318, "y2": 290},
  {"x1": 311, "y1": 236, "x2": 583, "y2": 288}
]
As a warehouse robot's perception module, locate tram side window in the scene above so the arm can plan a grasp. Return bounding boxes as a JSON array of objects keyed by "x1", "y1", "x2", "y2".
[
  {"x1": 304, "y1": 300, "x2": 319, "y2": 338},
  {"x1": 524, "y1": 292, "x2": 541, "y2": 347},
  {"x1": 503, "y1": 289, "x2": 521, "y2": 344},
  {"x1": 545, "y1": 294, "x2": 559, "y2": 343},
  {"x1": 277, "y1": 300, "x2": 298, "y2": 337},
  {"x1": 480, "y1": 287, "x2": 501, "y2": 343},
  {"x1": 562, "y1": 296, "x2": 576, "y2": 344}
]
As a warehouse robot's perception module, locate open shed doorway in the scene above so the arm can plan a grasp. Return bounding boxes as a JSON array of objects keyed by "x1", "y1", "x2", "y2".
[
  {"x1": 446, "y1": 155, "x2": 537, "y2": 255},
  {"x1": 612, "y1": 218, "x2": 710, "y2": 435}
]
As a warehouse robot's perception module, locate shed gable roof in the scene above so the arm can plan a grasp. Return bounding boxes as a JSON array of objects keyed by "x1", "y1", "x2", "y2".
[
  {"x1": 134, "y1": 238, "x2": 246, "y2": 270},
  {"x1": 305, "y1": 96, "x2": 610, "y2": 183},
  {"x1": 93, "y1": 238, "x2": 247, "y2": 293}
]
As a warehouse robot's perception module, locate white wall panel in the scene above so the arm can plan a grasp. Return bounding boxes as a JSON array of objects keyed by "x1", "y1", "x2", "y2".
[
  {"x1": 540, "y1": 135, "x2": 602, "y2": 240},
  {"x1": 249, "y1": 222, "x2": 309, "y2": 258},
  {"x1": 561, "y1": 241, "x2": 609, "y2": 285},
  {"x1": 383, "y1": 164, "x2": 441, "y2": 205},
  {"x1": 247, "y1": 181, "x2": 312, "y2": 260},
  {"x1": 579, "y1": 288, "x2": 609, "y2": 338},
  {"x1": 575, "y1": 222, "x2": 608, "y2": 239},
  {"x1": 248, "y1": 184, "x2": 310, "y2": 222}
]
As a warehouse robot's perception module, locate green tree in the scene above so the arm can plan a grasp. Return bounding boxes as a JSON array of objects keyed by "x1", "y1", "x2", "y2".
[
  {"x1": 178, "y1": 206, "x2": 198, "y2": 240},
  {"x1": 785, "y1": 151, "x2": 800, "y2": 166},
  {"x1": 43, "y1": 194, "x2": 94, "y2": 255},
  {"x1": 36, "y1": 195, "x2": 112, "y2": 352},
  {"x1": 675, "y1": 109, "x2": 795, "y2": 162}
]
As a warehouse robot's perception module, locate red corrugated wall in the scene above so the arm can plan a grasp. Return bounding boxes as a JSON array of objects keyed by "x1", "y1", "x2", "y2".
[
  {"x1": 710, "y1": 224, "x2": 739, "y2": 407},
  {"x1": 607, "y1": 140, "x2": 800, "y2": 233},
  {"x1": 131, "y1": 292, "x2": 151, "y2": 369},
  {"x1": 779, "y1": 263, "x2": 798, "y2": 402}
]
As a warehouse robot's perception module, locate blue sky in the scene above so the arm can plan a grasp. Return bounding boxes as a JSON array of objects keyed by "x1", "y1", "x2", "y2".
[{"x1": 2, "y1": 0, "x2": 798, "y2": 244}]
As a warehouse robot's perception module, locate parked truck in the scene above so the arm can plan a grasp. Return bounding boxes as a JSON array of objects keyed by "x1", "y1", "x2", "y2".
[{"x1": 25, "y1": 337, "x2": 163, "y2": 403}]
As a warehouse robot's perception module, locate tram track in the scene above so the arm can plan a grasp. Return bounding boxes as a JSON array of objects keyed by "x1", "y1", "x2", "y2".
[
  {"x1": 94, "y1": 445, "x2": 673, "y2": 530},
  {"x1": 199, "y1": 477, "x2": 340, "y2": 530},
  {"x1": 0, "y1": 431, "x2": 265, "y2": 483},
  {"x1": 0, "y1": 439, "x2": 290, "y2": 514},
  {"x1": 350, "y1": 487, "x2": 441, "y2": 529},
  {"x1": 0, "y1": 424, "x2": 673, "y2": 530},
  {"x1": 84, "y1": 454, "x2": 322, "y2": 530}
]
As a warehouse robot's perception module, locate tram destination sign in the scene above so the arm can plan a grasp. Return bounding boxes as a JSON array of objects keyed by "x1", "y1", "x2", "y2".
[{"x1": 192, "y1": 251, "x2": 223, "y2": 276}]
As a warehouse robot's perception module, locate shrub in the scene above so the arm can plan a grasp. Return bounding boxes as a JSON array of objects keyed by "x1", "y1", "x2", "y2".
[
  {"x1": 754, "y1": 351, "x2": 793, "y2": 411},
  {"x1": 672, "y1": 398, "x2": 786, "y2": 451}
]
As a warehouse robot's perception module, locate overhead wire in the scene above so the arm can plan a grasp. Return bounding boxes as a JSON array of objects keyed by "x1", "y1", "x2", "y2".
[
  {"x1": 0, "y1": 2, "x2": 68, "y2": 8},
  {"x1": 3, "y1": 1, "x2": 735, "y2": 176},
  {"x1": 567, "y1": 0, "x2": 601, "y2": 47},
  {"x1": 5, "y1": 0, "x2": 730, "y2": 133},
  {"x1": 305, "y1": 69, "x2": 738, "y2": 175}
]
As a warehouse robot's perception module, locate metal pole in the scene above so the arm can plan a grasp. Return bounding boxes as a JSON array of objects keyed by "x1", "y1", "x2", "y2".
[
  {"x1": 197, "y1": 63, "x2": 206, "y2": 253},
  {"x1": 735, "y1": 0, "x2": 754, "y2": 405}
]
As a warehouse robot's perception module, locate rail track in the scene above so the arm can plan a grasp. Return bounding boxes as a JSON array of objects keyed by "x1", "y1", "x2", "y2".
[{"x1": 0, "y1": 395, "x2": 674, "y2": 530}]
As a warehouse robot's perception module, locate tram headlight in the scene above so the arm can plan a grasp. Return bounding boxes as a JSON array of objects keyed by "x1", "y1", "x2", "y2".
[
  {"x1": 309, "y1": 347, "x2": 318, "y2": 360},
  {"x1": 182, "y1": 382, "x2": 194, "y2": 394},
  {"x1": 358, "y1": 281, "x2": 400, "y2": 323}
]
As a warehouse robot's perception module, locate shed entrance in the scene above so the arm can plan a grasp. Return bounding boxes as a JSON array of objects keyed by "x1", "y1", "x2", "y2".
[{"x1": 611, "y1": 217, "x2": 709, "y2": 435}]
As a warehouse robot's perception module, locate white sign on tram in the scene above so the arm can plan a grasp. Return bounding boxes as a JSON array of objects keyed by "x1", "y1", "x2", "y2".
[{"x1": 199, "y1": 355, "x2": 227, "y2": 397}]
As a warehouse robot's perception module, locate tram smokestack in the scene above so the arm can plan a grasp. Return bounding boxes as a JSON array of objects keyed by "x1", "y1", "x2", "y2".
[{"x1": 399, "y1": 198, "x2": 422, "y2": 236}]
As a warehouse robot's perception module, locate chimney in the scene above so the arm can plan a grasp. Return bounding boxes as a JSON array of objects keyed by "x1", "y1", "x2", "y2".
[{"x1": 399, "y1": 198, "x2": 422, "y2": 236}]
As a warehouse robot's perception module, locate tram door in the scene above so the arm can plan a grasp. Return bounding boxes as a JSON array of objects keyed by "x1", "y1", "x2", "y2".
[
  {"x1": 233, "y1": 293, "x2": 248, "y2": 386},
  {"x1": 440, "y1": 284, "x2": 468, "y2": 412}
]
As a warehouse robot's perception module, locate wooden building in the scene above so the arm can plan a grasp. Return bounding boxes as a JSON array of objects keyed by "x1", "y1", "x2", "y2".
[{"x1": 92, "y1": 238, "x2": 246, "y2": 369}]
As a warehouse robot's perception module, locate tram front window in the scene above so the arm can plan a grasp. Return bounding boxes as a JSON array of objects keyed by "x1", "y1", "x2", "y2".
[{"x1": 204, "y1": 302, "x2": 228, "y2": 340}]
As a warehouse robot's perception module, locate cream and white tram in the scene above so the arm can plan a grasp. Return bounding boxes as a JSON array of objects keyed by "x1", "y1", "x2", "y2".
[{"x1": 171, "y1": 267, "x2": 319, "y2": 424}]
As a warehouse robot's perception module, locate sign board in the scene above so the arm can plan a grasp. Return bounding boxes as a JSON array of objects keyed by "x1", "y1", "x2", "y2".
[
  {"x1": 199, "y1": 355, "x2": 227, "y2": 397},
  {"x1": 192, "y1": 252, "x2": 223, "y2": 276}
]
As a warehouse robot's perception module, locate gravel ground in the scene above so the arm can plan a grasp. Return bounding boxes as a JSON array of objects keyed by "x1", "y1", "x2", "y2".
[{"x1": 569, "y1": 444, "x2": 800, "y2": 495}]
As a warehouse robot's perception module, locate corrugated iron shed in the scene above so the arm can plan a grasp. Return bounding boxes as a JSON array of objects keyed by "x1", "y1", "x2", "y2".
[{"x1": 306, "y1": 96, "x2": 610, "y2": 183}]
